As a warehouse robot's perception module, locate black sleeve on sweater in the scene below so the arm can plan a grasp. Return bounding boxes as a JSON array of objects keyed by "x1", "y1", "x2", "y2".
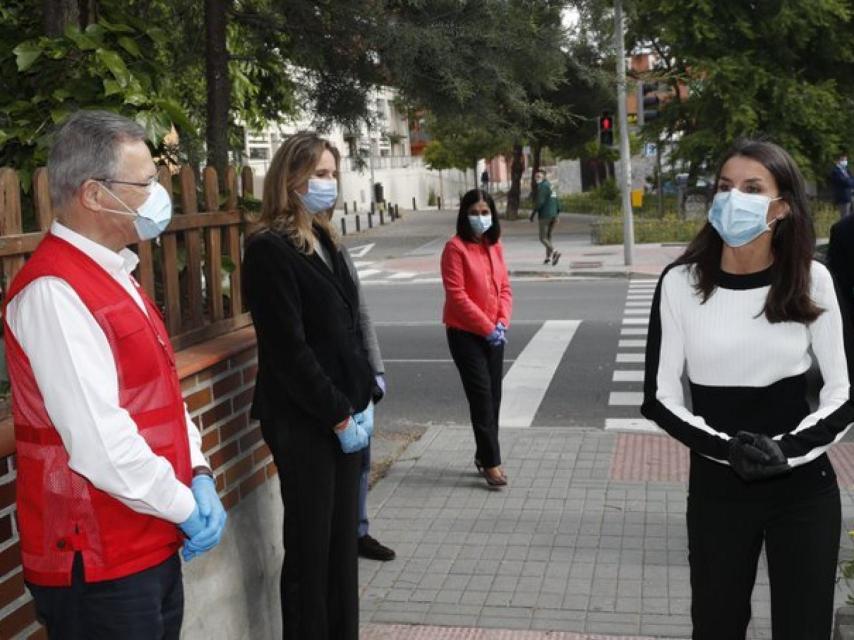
[{"x1": 640, "y1": 266, "x2": 731, "y2": 462}]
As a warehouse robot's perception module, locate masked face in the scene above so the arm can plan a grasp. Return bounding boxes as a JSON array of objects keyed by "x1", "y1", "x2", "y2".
[
  {"x1": 300, "y1": 178, "x2": 338, "y2": 214},
  {"x1": 99, "y1": 182, "x2": 173, "y2": 241},
  {"x1": 468, "y1": 212, "x2": 492, "y2": 236},
  {"x1": 707, "y1": 188, "x2": 781, "y2": 247}
]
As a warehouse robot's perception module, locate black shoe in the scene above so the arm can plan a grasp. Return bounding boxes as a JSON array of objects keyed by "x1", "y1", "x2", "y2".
[
  {"x1": 358, "y1": 534, "x2": 396, "y2": 561},
  {"x1": 551, "y1": 251, "x2": 561, "y2": 266},
  {"x1": 543, "y1": 257, "x2": 551, "y2": 264}
]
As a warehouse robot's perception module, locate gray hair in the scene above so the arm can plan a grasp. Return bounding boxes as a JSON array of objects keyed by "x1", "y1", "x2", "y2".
[{"x1": 48, "y1": 110, "x2": 146, "y2": 209}]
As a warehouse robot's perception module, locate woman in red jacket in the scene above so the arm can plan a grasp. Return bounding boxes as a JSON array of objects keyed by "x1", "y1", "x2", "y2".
[{"x1": 441, "y1": 189, "x2": 513, "y2": 487}]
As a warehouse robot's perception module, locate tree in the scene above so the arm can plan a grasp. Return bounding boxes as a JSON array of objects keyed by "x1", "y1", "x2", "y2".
[
  {"x1": 204, "y1": 0, "x2": 230, "y2": 182},
  {"x1": 0, "y1": 0, "x2": 191, "y2": 189},
  {"x1": 625, "y1": 0, "x2": 854, "y2": 180},
  {"x1": 381, "y1": 1, "x2": 568, "y2": 217}
]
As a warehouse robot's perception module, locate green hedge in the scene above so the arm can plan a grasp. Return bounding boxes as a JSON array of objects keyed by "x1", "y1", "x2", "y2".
[{"x1": 592, "y1": 203, "x2": 840, "y2": 245}]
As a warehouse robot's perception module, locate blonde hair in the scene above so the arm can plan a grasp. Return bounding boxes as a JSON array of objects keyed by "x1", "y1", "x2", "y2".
[{"x1": 257, "y1": 131, "x2": 340, "y2": 253}]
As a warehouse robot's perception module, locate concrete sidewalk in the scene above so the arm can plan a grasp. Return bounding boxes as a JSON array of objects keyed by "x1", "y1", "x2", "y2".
[{"x1": 359, "y1": 426, "x2": 854, "y2": 640}]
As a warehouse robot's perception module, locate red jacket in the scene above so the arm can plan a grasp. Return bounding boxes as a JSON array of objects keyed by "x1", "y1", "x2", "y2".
[
  {"x1": 4, "y1": 234, "x2": 191, "y2": 586},
  {"x1": 441, "y1": 235, "x2": 512, "y2": 336}
]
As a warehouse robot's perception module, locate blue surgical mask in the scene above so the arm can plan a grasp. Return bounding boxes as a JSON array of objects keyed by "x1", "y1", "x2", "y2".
[
  {"x1": 300, "y1": 179, "x2": 338, "y2": 214},
  {"x1": 707, "y1": 188, "x2": 781, "y2": 248},
  {"x1": 468, "y1": 214, "x2": 492, "y2": 236},
  {"x1": 100, "y1": 182, "x2": 173, "y2": 241}
]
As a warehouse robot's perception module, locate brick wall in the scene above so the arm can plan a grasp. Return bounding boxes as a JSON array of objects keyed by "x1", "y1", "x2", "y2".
[{"x1": 0, "y1": 327, "x2": 268, "y2": 638}]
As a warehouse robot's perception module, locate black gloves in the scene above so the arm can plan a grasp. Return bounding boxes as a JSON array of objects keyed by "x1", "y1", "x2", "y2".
[{"x1": 728, "y1": 431, "x2": 791, "y2": 482}]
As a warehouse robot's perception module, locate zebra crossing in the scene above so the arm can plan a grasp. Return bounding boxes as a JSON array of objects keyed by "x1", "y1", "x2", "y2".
[
  {"x1": 605, "y1": 278, "x2": 662, "y2": 434},
  {"x1": 356, "y1": 260, "x2": 438, "y2": 284}
]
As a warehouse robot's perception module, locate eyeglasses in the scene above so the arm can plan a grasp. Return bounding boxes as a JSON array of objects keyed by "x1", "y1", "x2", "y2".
[{"x1": 93, "y1": 177, "x2": 157, "y2": 193}]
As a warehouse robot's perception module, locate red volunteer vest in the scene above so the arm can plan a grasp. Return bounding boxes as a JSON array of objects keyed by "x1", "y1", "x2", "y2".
[{"x1": 4, "y1": 233, "x2": 191, "y2": 586}]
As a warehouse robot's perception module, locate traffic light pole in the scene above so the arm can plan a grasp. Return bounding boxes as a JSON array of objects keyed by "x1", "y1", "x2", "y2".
[{"x1": 614, "y1": 0, "x2": 634, "y2": 266}]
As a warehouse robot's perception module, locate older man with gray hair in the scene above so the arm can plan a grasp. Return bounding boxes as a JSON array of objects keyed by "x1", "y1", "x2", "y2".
[{"x1": 4, "y1": 110, "x2": 226, "y2": 639}]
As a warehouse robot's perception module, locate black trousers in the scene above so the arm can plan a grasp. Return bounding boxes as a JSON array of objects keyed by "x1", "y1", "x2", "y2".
[
  {"x1": 267, "y1": 417, "x2": 361, "y2": 640},
  {"x1": 687, "y1": 482, "x2": 840, "y2": 640},
  {"x1": 27, "y1": 552, "x2": 183, "y2": 640},
  {"x1": 447, "y1": 327, "x2": 504, "y2": 468}
]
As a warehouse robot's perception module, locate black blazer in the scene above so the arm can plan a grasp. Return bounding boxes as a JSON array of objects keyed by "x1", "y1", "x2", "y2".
[{"x1": 243, "y1": 226, "x2": 374, "y2": 438}]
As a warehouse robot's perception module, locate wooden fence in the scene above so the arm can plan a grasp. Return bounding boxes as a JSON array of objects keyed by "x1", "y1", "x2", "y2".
[{"x1": 0, "y1": 164, "x2": 255, "y2": 351}]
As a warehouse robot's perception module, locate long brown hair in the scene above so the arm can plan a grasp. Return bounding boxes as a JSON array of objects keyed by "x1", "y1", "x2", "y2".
[
  {"x1": 677, "y1": 139, "x2": 822, "y2": 324},
  {"x1": 257, "y1": 131, "x2": 340, "y2": 253}
]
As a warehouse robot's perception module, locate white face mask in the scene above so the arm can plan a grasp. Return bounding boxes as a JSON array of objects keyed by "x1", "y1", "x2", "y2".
[{"x1": 99, "y1": 182, "x2": 173, "y2": 241}]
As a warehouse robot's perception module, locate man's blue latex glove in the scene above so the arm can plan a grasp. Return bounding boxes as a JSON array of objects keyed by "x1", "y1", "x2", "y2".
[
  {"x1": 353, "y1": 401, "x2": 375, "y2": 439},
  {"x1": 182, "y1": 475, "x2": 227, "y2": 561},
  {"x1": 336, "y1": 417, "x2": 370, "y2": 453},
  {"x1": 179, "y1": 504, "x2": 205, "y2": 539}
]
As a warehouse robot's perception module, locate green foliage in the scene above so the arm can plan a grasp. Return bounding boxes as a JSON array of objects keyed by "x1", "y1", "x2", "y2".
[
  {"x1": 626, "y1": 0, "x2": 854, "y2": 179},
  {"x1": 592, "y1": 215, "x2": 705, "y2": 244},
  {"x1": 0, "y1": 1, "x2": 191, "y2": 185}
]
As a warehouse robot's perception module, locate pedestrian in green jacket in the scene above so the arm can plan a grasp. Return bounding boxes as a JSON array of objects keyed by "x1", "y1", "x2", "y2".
[{"x1": 529, "y1": 170, "x2": 561, "y2": 265}]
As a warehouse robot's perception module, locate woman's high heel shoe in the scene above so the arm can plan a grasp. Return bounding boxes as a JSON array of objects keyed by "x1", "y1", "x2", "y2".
[{"x1": 483, "y1": 466, "x2": 507, "y2": 487}]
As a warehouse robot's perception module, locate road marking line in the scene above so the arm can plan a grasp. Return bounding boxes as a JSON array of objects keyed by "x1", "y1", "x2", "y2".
[
  {"x1": 388, "y1": 272, "x2": 417, "y2": 280},
  {"x1": 605, "y1": 418, "x2": 662, "y2": 434},
  {"x1": 353, "y1": 260, "x2": 374, "y2": 268},
  {"x1": 627, "y1": 295, "x2": 653, "y2": 300},
  {"x1": 618, "y1": 339, "x2": 646, "y2": 348},
  {"x1": 621, "y1": 328, "x2": 647, "y2": 336},
  {"x1": 617, "y1": 353, "x2": 645, "y2": 363},
  {"x1": 609, "y1": 391, "x2": 644, "y2": 406},
  {"x1": 623, "y1": 309, "x2": 649, "y2": 316},
  {"x1": 499, "y1": 320, "x2": 581, "y2": 428},
  {"x1": 349, "y1": 242, "x2": 376, "y2": 258},
  {"x1": 357, "y1": 269, "x2": 382, "y2": 279},
  {"x1": 625, "y1": 301, "x2": 651, "y2": 307},
  {"x1": 622, "y1": 318, "x2": 649, "y2": 326},
  {"x1": 613, "y1": 370, "x2": 644, "y2": 382},
  {"x1": 384, "y1": 358, "x2": 516, "y2": 363}
]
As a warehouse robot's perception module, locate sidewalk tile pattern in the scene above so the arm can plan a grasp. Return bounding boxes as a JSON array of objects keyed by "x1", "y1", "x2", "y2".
[
  {"x1": 609, "y1": 433, "x2": 854, "y2": 488},
  {"x1": 360, "y1": 623, "x2": 678, "y2": 640},
  {"x1": 360, "y1": 426, "x2": 854, "y2": 639},
  {"x1": 609, "y1": 434, "x2": 688, "y2": 484}
]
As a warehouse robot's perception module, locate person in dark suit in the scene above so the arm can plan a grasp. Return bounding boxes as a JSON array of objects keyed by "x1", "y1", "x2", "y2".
[
  {"x1": 242, "y1": 132, "x2": 375, "y2": 640},
  {"x1": 830, "y1": 153, "x2": 854, "y2": 218},
  {"x1": 827, "y1": 213, "x2": 854, "y2": 320}
]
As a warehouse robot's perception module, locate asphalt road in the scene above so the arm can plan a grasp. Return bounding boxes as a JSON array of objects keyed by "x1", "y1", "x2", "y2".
[{"x1": 363, "y1": 277, "x2": 634, "y2": 433}]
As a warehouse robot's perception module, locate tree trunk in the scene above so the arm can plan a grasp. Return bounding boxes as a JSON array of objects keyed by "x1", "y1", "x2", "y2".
[
  {"x1": 505, "y1": 142, "x2": 525, "y2": 219},
  {"x1": 44, "y1": 0, "x2": 80, "y2": 36},
  {"x1": 530, "y1": 142, "x2": 542, "y2": 203},
  {"x1": 205, "y1": 0, "x2": 230, "y2": 186},
  {"x1": 473, "y1": 160, "x2": 478, "y2": 190}
]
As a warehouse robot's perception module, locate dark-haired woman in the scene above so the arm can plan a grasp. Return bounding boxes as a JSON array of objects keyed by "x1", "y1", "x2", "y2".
[
  {"x1": 441, "y1": 189, "x2": 513, "y2": 487},
  {"x1": 642, "y1": 139, "x2": 854, "y2": 639}
]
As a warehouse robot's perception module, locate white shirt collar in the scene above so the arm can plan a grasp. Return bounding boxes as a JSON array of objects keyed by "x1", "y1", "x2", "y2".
[{"x1": 51, "y1": 221, "x2": 139, "y2": 276}]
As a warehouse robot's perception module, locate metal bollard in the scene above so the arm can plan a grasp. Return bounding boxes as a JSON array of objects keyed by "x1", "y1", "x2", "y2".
[
  {"x1": 437, "y1": 196, "x2": 442, "y2": 210},
  {"x1": 368, "y1": 211, "x2": 373, "y2": 228},
  {"x1": 353, "y1": 200, "x2": 357, "y2": 212},
  {"x1": 344, "y1": 201, "x2": 348, "y2": 215},
  {"x1": 395, "y1": 203, "x2": 400, "y2": 220},
  {"x1": 341, "y1": 218, "x2": 347, "y2": 235},
  {"x1": 412, "y1": 196, "x2": 417, "y2": 211},
  {"x1": 380, "y1": 209, "x2": 385, "y2": 225},
  {"x1": 356, "y1": 214, "x2": 361, "y2": 232}
]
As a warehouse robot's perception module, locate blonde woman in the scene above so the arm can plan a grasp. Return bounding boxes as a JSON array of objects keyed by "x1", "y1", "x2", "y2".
[{"x1": 243, "y1": 132, "x2": 374, "y2": 639}]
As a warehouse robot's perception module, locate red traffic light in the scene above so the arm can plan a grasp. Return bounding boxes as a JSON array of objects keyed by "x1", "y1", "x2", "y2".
[{"x1": 600, "y1": 115, "x2": 613, "y2": 131}]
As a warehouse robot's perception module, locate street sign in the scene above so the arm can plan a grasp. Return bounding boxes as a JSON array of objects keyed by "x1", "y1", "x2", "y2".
[{"x1": 643, "y1": 143, "x2": 657, "y2": 158}]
